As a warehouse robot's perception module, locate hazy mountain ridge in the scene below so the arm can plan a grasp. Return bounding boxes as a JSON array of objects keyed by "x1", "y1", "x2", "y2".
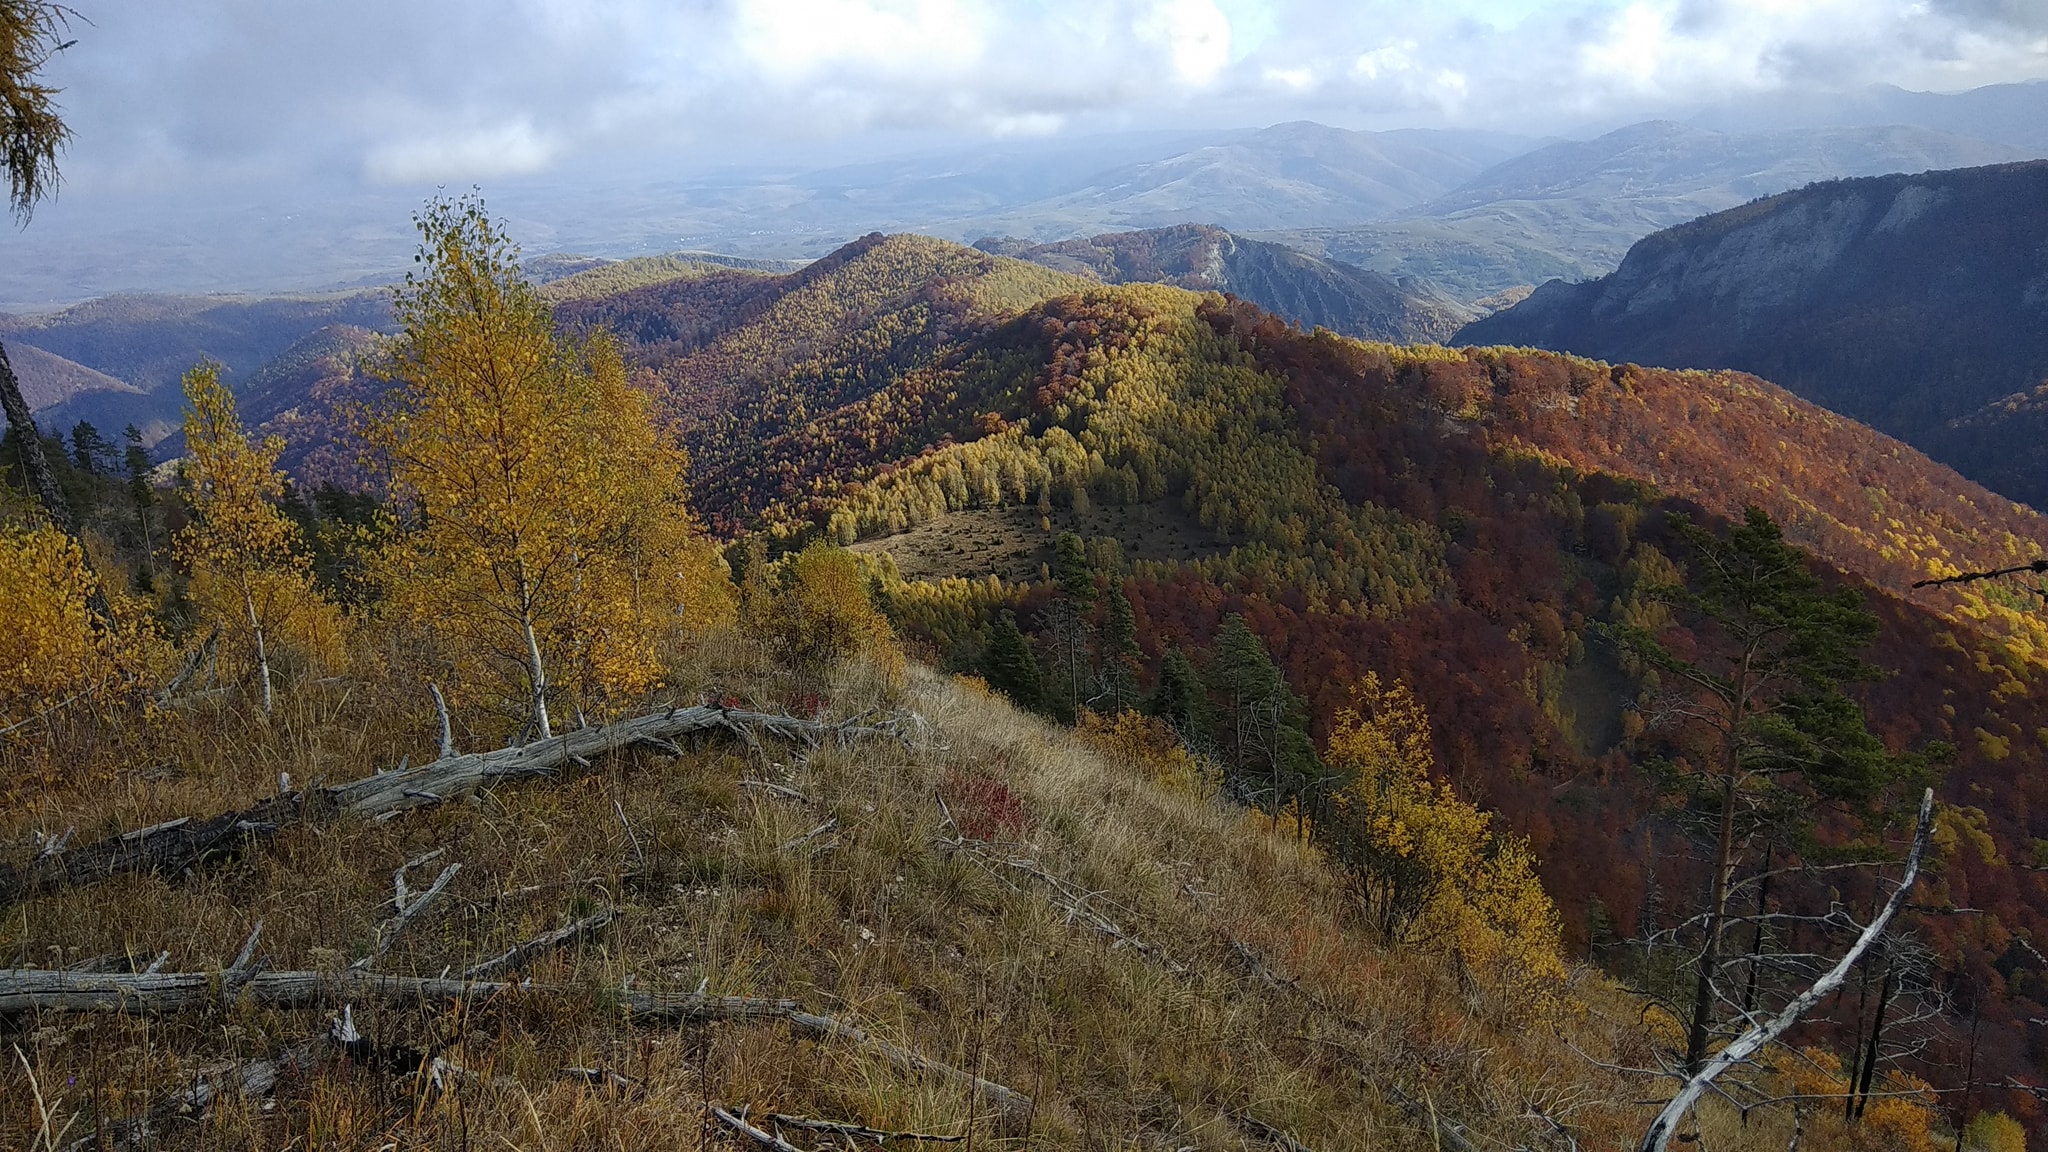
[
  {"x1": 1456, "y1": 159, "x2": 2048, "y2": 508},
  {"x1": 8, "y1": 290, "x2": 396, "y2": 446},
  {"x1": 1264, "y1": 120, "x2": 2029, "y2": 299},
  {"x1": 975, "y1": 224, "x2": 1476, "y2": 343},
  {"x1": 0, "y1": 340, "x2": 140, "y2": 411},
  {"x1": 1688, "y1": 79, "x2": 2048, "y2": 150},
  {"x1": 944, "y1": 121, "x2": 1526, "y2": 240}
]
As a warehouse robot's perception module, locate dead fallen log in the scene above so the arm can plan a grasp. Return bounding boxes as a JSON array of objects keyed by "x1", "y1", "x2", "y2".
[
  {"x1": 0, "y1": 966, "x2": 797, "y2": 1022},
  {"x1": 791, "y1": 1011, "x2": 1033, "y2": 1126},
  {"x1": 768, "y1": 1112, "x2": 966, "y2": 1143},
  {"x1": 1, "y1": 704, "x2": 898, "y2": 907}
]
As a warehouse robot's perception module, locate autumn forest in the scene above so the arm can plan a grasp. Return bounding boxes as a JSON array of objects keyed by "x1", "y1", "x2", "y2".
[{"x1": 3, "y1": 188, "x2": 2047, "y2": 1152}]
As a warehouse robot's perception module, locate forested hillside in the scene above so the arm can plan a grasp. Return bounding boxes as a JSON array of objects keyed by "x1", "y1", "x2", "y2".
[
  {"x1": 549, "y1": 233, "x2": 2048, "y2": 1133},
  {"x1": 7, "y1": 290, "x2": 396, "y2": 447},
  {"x1": 10, "y1": 218, "x2": 2045, "y2": 1149},
  {"x1": 4, "y1": 201, "x2": 1707, "y2": 1152},
  {"x1": 1459, "y1": 160, "x2": 2048, "y2": 510}
]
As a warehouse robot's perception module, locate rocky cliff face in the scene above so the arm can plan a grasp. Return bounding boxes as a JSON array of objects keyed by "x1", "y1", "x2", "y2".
[
  {"x1": 981, "y1": 224, "x2": 1475, "y2": 344},
  {"x1": 1457, "y1": 160, "x2": 2048, "y2": 507}
]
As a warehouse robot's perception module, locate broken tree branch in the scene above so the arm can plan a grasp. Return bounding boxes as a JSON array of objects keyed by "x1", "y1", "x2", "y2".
[
  {"x1": 429, "y1": 682, "x2": 456, "y2": 759},
  {"x1": 0, "y1": 967, "x2": 797, "y2": 1022},
  {"x1": 462, "y1": 909, "x2": 614, "y2": 981},
  {"x1": 710, "y1": 1104, "x2": 808, "y2": 1152},
  {"x1": 1638, "y1": 788, "x2": 1937, "y2": 1152},
  {"x1": 351, "y1": 857, "x2": 460, "y2": 970}
]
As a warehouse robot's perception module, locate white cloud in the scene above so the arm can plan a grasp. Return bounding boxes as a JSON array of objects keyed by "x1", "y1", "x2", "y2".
[
  {"x1": 365, "y1": 121, "x2": 559, "y2": 185},
  {"x1": 29, "y1": 0, "x2": 2048, "y2": 200},
  {"x1": 1138, "y1": 0, "x2": 1235, "y2": 86},
  {"x1": 736, "y1": 0, "x2": 989, "y2": 82}
]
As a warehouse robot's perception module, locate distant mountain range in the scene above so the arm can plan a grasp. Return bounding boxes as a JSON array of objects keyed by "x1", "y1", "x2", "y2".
[
  {"x1": 1262, "y1": 120, "x2": 2027, "y2": 299},
  {"x1": 976, "y1": 224, "x2": 1474, "y2": 344},
  {"x1": 14, "y1": 79, "x2": 2046, "y2": 306},
  {"x1": 1457, "y1": 159, "x2": 2048, "y2": 510},
  {"x1": 1687, "y1": 79, "x2": 2048, "y2": 150}
]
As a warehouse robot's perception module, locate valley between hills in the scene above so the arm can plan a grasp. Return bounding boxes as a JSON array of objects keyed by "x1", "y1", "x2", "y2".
[{"x1": 8, "y1": 140, "x2": 2048, "y2": 1151}]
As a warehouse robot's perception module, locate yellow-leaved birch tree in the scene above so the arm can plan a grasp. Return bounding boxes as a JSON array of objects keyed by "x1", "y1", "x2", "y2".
[
  {"x1": 0, "y1": 520, "x2": 108, "y2": 730},
  {"x1": 175, "y1": 363, "x2": 343, "y2": 712},
  {"x1": 368, "y1": 194, "x2": 729, "y2": 738}
]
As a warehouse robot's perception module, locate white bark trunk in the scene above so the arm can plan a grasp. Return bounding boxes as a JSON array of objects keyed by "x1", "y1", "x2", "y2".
[{"x1": 243, "y1": 574, "x2": 273, "y2": 713}]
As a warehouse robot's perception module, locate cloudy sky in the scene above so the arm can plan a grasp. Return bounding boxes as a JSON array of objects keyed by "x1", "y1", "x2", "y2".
[{"x1": 37, "y1": 0, "x2": 2048, "y2": 194}]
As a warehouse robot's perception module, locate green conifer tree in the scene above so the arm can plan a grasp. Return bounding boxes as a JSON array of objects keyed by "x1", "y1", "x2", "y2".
[
  {"x1": 1098, "y1": 579, "x2": 1141, "y2": 714},
  {"x1": 1053, "y1": 530, "x2": 1093, "y2": 610},
  {"x1": 1150, "y1": 647, "x2": 1209, "y2": 738},
  {"x1": 1606, "y1": 507, "x2": 1942, "y2": 1075},
  {"x1": 983, "y1": 608, "x2": 1043, "y2": 711},
  {"x1": 1206, "y1": 613, "x2": 1318, "y2": 814}
]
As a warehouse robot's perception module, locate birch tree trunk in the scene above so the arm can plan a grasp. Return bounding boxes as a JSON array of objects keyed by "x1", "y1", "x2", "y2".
[
  {"x1": 516, "y1": 558, "x2": 551, "y2": 740},
  {"x1": 242, "y1": 572, "x2": 273, "y2": 713}
]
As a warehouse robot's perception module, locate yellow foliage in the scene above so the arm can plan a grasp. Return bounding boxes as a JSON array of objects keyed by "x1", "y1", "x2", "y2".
[
  {"x1": 1076, "y1": 708, "x2": 1205, "y2": 796},
  {"x1": 1857, "y1": 1096, "x2": 1939, "y2": 1152},
  {"x1": 1318, "y1": 672, "x2": 1566, "y2": 1000},
  {"x1": 756, "y1": 543, "x2": 901, "y2": 686},
  {"x1": 1964, "y1": 1111, "x2": 2027, "y2": 1152},
  {"x1": 175, "y1": 362, "x2": 346, "y2": 707},
  {"x1": 0, "y1": 522, "x2": 115, "y2": 724},
  {"x1": 368, "y1": 195, "x2": 732, "y2": 731}
]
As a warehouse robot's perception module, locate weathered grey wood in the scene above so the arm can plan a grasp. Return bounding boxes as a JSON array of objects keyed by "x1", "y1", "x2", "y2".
[
  {"x1": 0, "y1": 967, "x2": 798, "y2": 1021},
  {"x1": 463, "y1": 909, "x2": 614, "y2": 980},
  {"x1": 0, "y1": 704, "x2": 887, "y2": 907},
  {"x1": 767, "y1": 1113, "x2": 965, "y2": 1143},
  {"x1": 711, "y1": 1104, "x2": 809, "y2": 1152},
  {"x1": 791, "y1": 1011, "x2": 1033, "y2": 1125}
]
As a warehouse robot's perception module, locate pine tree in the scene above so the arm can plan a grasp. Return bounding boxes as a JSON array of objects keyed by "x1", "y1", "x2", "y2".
[
  {"x1": 1606, "y1": 507, "x2": 1937, "y2": 1074},
  {"x1": 983, "y1": 609, "x2": 1043, "y2": 711},
  {"x1": 121, "y1": 424, "x2": 156, "y2": 586},
  {"x1": 1052, "y1": 530, "x2": 1093, "y2": 610},
  {"x1": 1097, "y1": 579, "x2": 1141, "y2": 715},
  {"x1": 68, "y1": 421, "x2": 106, "y2": 474},
  {"x1": 1205, "y1": 613, "x2": 1315, "y2": 812},
  {"x1": 1149, "y1": 647, "x2": 1208, "y2": 739}
]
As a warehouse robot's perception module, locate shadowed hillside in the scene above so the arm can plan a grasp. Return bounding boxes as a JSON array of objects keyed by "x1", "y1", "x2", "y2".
[
  {"x1": 10, "y1": 290, "x2": 396, "y2": 447},
  {"x1": 1458, "y1": 161, "x2": 2048, "y2": 509}
]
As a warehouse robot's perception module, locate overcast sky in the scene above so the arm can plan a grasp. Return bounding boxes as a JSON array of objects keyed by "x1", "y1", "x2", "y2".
[{"x1": 36, "y1": 0, "x2": 2048, "y2": 196}]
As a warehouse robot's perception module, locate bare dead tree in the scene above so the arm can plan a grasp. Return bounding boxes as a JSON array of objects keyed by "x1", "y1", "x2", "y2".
[{"x1": 1638, "y1": 788, "x2": 1936, "y2": 1152}]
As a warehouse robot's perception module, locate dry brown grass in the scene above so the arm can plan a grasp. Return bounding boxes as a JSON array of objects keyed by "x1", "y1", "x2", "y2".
[{"x1": 0, "y1": 638, "x2": 1726, "y2": 1150}]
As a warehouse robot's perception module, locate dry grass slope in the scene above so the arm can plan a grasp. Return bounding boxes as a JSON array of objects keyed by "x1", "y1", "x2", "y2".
[{"x1": 1, "y1": 641, "x2": 1662, "y2": 1151}]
